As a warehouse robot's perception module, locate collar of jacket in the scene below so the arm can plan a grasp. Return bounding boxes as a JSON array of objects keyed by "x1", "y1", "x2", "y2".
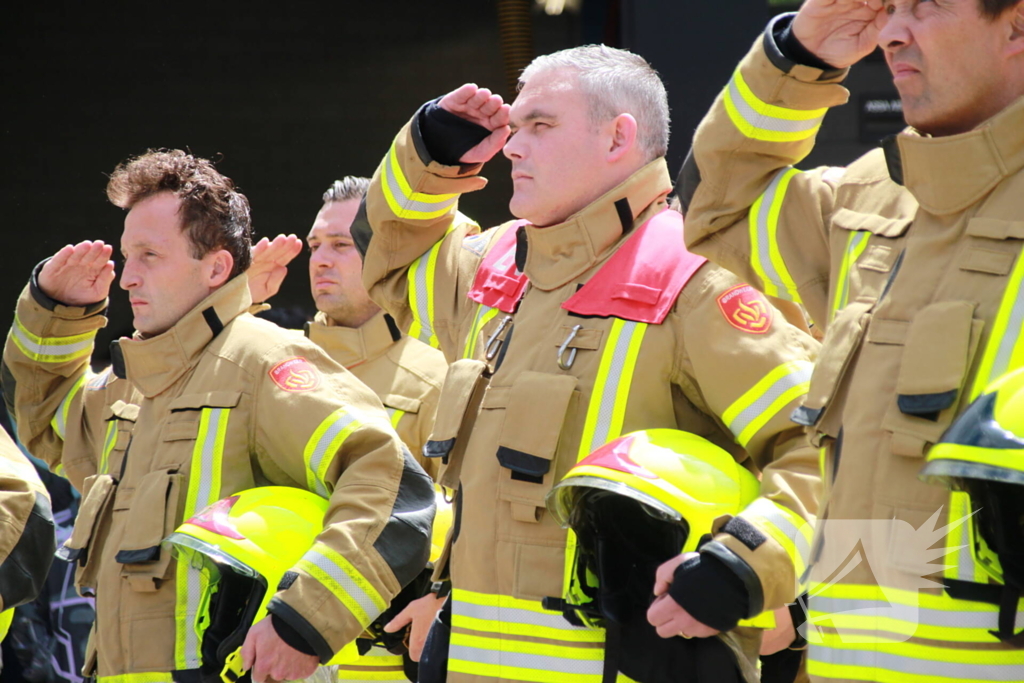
[
  {"x1": 116, "y1": 274, "x2": 253, "y2": 398},
  {"x1": 521, "y1": 158, "x2": 672, "y2": 291},
  {"x1": 306, "y1": 309, "x2": 396, "y2": 369},
  {"x1": 896, "y1": 93, "x2": 1024, "y2": 216}
]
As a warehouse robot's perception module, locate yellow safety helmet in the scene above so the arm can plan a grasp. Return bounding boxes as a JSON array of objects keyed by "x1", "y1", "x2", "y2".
[
  {"x1": 0, "y1": 609, "x2": 12, "y2": 642},
  {"x1": 166, "y1": 486, "x2": 329, "y2": 682},
  {"x1": 922, "y1": 367, "x2": 1024, "y2": 593},
  {"x1": 545, "y1": 429, "x2": 762, "y2": 628}
]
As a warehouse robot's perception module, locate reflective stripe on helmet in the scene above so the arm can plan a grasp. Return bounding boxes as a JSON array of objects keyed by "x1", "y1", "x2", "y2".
[{"x1": 748, "y1": 167, "x2": 804, "y2": 303}]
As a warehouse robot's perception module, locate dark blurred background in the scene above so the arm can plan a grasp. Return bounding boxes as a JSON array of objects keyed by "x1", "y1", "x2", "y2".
[{"x1": 1, "y1": 0, "x2": 903, "y2": 361}]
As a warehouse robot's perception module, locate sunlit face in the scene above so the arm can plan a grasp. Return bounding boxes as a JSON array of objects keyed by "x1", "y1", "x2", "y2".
[
  {"x1": 503, "y1": 68, "x2": 611, "y2": 227},
  {"x1": 879, "y1": 0, "x2": 1018, "y2": 135},
  {"x1": 306, "y1": 198, "x2": 379, "y2": 327},
  {"x1": 119, "y1": 192, "x2": 225, "y2": 336}
]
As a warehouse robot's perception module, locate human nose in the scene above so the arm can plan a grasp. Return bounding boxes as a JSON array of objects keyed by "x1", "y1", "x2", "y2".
[
  {"x1": 119, "y1": 257, "x2": 140, "y2": 290},
  {"x1": 878, "y1": 4, "x2": 912, "y2": 53}
]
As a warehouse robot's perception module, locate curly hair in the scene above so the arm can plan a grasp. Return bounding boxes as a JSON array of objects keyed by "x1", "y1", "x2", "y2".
[{"x1": 106, "y1": 149, "x2": 252, "y2": 277}]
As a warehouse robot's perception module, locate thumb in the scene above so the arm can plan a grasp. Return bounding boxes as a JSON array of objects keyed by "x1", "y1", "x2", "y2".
[{"x1": 384, "y1": 605, "x2": 414, "y2": 633}]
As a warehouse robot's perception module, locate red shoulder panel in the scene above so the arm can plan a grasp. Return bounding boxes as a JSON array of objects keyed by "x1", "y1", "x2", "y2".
[{"x1": 466, "y1": 222, "x2": 529, "y2": 314}]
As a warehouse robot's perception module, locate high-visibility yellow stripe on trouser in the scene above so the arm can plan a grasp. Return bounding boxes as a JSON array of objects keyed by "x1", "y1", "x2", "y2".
[
  {"x1": 175, "y1": 407, "x2": 230, "y2": 671},
  {"x1": 970, "y1": 238, "x2": 1024, "y2": 399},
  {"x1": 723, "y1": 69, "x2": 827, "y2": 143},
  {"x1": 11, "y1": 316, "x2": 96, "y2": 363},
  {"x1": 449, "y1": 589, "x2": 608, "y2": 683},
  {"x1": 304, "y1": 408, "x2": 364, "y2": 497},
  {"x1": 296, "y1": 542, "x2": 387, "y2": 628},
  {"x1": 738, "y1": 497, "x2": 813, "y2": 584},
  {"x1": 748, "y1": 167, "x2": 804, "y2": 302},
  {"x1": 335, "y1": 645, "x2": 408, "y2": 682},
  {"x1": 831, "y1": 230, "x2": 871, "y2": 320},
  {"x1": 463, "y1": 303, "x2": 499, "y2": 359},
  {"x1": 722, "y1": 360, "x2": 813, "y2": 447},
  {"x1": 381, "y1": 142, "x2": 459, "y2": 221},
  {"x1": 50, "y1": 375, "x2": 86, "y2": 440},
  {"x1": 97, "y1": 673, "x2": 174, "y2": 683}
]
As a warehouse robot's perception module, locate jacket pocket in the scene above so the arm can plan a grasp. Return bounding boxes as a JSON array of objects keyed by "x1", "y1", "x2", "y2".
[
  {"x1": 424, "y1": 359, "x2": 489, "y2": 491},
  {"x1": 58, "y1": 473, "x2": 116, "y2": 595},
  {"x1": 114, "y1": 468, "x2": 184, "y2": 591},
  {"x1": 493, "y1": 372, "x2": 578, "y2": 524},
  {"x1": 881, "y1": 302, "x2": 983, "y2": 457}
]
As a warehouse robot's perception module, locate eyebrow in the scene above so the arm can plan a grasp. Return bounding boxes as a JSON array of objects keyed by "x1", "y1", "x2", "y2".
[
  {"x1": 307, "y1": 232, "x2": 353, "y2": 241},
  {"x1": 510, "y1": 109, "x2": 557, "y2": 131}
]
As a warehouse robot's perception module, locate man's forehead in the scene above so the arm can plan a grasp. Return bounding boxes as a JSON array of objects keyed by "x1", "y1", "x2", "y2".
[
  {"x1": 511, "y1": 72, "x2": 581, "y2": 121},
  {"x1": 308, "y1": 201, "x2": 358, "y2": 240}
]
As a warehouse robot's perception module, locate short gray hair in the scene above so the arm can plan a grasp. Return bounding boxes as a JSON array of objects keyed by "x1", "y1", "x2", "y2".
[
  {"x1": 519, "y1": 45, "x2": 669, "y2": 162},
  {"x1": 322, "y1": 176, "x2": 370, "y2": 204}
]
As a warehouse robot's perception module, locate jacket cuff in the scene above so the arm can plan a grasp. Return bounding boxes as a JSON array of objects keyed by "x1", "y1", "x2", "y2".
[
  {"x1": 414, "y1": 98, "x2": 493, "y2": 167},
  {"x1": 667, "y1": 551, "x2": 750, "y2": 632},
  {"x1": 29, "y1": 259, "x2": 107, "y2": 316},
  {"x1": 763, "y1": 13, "x2": 848, "y2": 82},
  {"x1": 266, "y1": 596, "x2": 334, "y2": 664}
]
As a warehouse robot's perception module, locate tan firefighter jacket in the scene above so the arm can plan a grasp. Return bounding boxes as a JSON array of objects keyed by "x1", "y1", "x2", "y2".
[
  {"x1": 2, "y1": 272, "x2": 434, "y2": 681},
  {"x1": 0, "y1": 429, "x2": 55, "y2": 613},
  {"x1": 354, "y1": 111, "x2": 823, "y2": 683},
  {"x1": 682, "y1": 15, "x2": 1024, "y2": 683},
  {"x1": 307, "y1": 309, "x2": 446, "y2": 480}
]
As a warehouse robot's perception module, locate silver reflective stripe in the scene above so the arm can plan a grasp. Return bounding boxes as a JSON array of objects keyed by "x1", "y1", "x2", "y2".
[
  {"x1": 12, "y1": 325, "x2": 93, "y2": 359},
  {"x1": 808, "y1": 595, "x2": 1024, "y2": 630},
  {"x1": 752, "y1": 168, "x2": 796, "y2": 299},
  {"x1": 449, "y1": 643, "x2": 603, "y2": 676},
  {"x1": 306, "y1": 548, "x2": 383, "y2": 623},
  {"x1": 809, "y1": 642, "x2": 1024, "y2": 681},
  {"x1": 383, "y1": 151, "x2": 457, "y2": 217},
  {"x1": 454, "y1": 598, "x2": 592, "y2": 633},
  {"x1": 411, "y1": 245, "x2": 434, "y2": 344},
  {"x1": 182, "y1": 563, "x2": 204, "y2": 669},
  {"x1": 990, "y1": 290, "x2": 1024, "y2": 380},
  {"x1": 192, "y1": 408, "x2": 225, "y2": 506},
  {"x1": 588, "y1": 321, "x2": 640, "y2": 452},
  {"x1": 307, "y1": 411, "x2": 358, "y2": 497},
  {"x1": 728, "y1": 364, "x2": 813, "y2": 441},
  {"x1": 727, "y1": 79, "x2": 825, "y2": 134},
  {"x1": 744, "y1": 498, "x2": 812, "y2": 566}
]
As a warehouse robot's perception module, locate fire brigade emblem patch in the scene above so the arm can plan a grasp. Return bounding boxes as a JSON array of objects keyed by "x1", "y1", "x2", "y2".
[
  {"x1": 269, "y1": 357, "x2": 321, "y2": 392},
  {"x1": 716, "y1": 284, "x2": 773, "y2": 334}
]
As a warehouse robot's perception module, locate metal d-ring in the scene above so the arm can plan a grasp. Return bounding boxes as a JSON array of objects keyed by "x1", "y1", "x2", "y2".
[
  {"x1": 557, "y1": 324, "x2": 583, "y2": 371},
  {"x1": 485, "y1": 315, "x2": 513, "y2": 361}
]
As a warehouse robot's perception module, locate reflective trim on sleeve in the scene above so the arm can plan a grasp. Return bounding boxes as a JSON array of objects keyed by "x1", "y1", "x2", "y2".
[
  {"x1": 50, "y1": 375, "x2": 86, "y2": 440},
  {"x1": 970, "y1": 244, "x2": 1024, "y2": 400},
  {"x1": 739, "y1": 497, "x2": 813, "y2": 580},
  {"x1": 304, "y1": 408, "x2": 364, "y2": 498},
  {"x1": 98, "y1": 420, "x2": 117, "y2": 475},
  {"x1": 831, "y1": 230, "x2": 871, "y2": 320},
  {"x1": 296, "y1": 542, "x2": 388, "y2": 628},
  {"x1": 335, "y1": 644, "x2": 407, "y2": 681},
  {"x1": 722, "y1": 360, "x2": 812, "y2": 447},
  {"x1": 748, "y1": 167, "x2": 804, "y2": 303},
  {"x1": 175, "y1": 407, "x2": 230, "y2": 671},
  {"x1": 11, "y1": 317, "x2": 96, "y2": 363},
  {"x1": 463, "y1": 303, "x2": 499, "y2": 359},
  {"x1": 386, "y1": 407, "x2": 405, "y2": 430},
  {"x1": 381, "y1": 143, "x2": 459, "y2": 221},
  {"x1": 407, "y1": 235, "x2": 450, "y2": 349},
  {"x1": 723, "y1": 69, "x2": 827, "y2": 143}
]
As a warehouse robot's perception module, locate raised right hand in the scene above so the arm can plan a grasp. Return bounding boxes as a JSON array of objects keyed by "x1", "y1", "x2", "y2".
[
  {"x1": 37, "y1": 241, "x2": 116, "y2": 305},
  {"x1": 438, "y1": 84, "x2": 511, "y2": 165},
  {"x1": 792, "y1": 0, "x2": 887, "y2": 70}
]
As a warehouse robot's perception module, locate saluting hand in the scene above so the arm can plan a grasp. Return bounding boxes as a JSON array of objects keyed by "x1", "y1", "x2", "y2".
[
  {"x1": 248, "y1": 234, "x2": 303, "y2": 304},
  {"x1": 438, "y1": 84, "x2": 512, "y2": 165},
  {"x1": 37, "y1": 241, "x2": 116, "y2": 305},
  {"x1": 792, "y1": 0, "x2": 887, "y2": 70}
]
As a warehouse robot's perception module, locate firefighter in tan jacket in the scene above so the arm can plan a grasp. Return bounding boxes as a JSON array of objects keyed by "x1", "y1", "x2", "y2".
[
  {"x1": 677, "y1": 0, "x2": 1024, "y2": 681},
  {"x1": 356, "y1": 46, "x2": 821, "y2": 683},
  {"x1": 2, "y1": 150, "x2": 434, "y2": 683}
]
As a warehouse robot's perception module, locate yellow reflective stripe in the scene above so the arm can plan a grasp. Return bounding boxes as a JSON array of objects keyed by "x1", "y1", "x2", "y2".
[
  {"x1": 297, "y1": 542, "x2": 387, "y2": 627},
  {"x1": 50, "y1": 375, "x2": 86, "y2": 440},
  {"x1": 944, "y1": 491, "x2": 991, "y2": 583},
  {"x1": 577, "y1": 319, "x2": 648, "y2": 460},
  {"x1": 175, "y1": 407, "x2": 230, "y2": 671},
  {"x1": 336, "y1": 644, "x2": 407, "y2": 681},
  {"x1": 831, "y1": 230, "x2": 871, "y2": 319},
  {"x1": 408, "y1": 230, "x2": 453, "y2": 349},
  {"x1": 96, "y1": 674, "x2": 173, "y2": 683},
  {"x1": 740, "y1": 497, "x2": 813, "y2": 578},
  {"x1": 449, "y1": 633, "x2": 604, "y2": 683},
  {"x1": 11, "y1": 316, "x2": 96, "y2": 363},
  {"x1": 304, "y1": 408, "x2": 363, "y2": 497},
  {"x1": 722, "y1": 360, "x2": 813, "y2": 447},
  {"x1": 723, "y1": 69, "x2": 827, "y2": 143},
  {"x1": 971, "y1": 243, "x2": 1024, "y2": 399},
  {"x1": 452, "y1": 589, "x2": 604, "y2": 644},
  {"x1": 381, "y1": 143, "x2": 459, "y2": 221},
  {"x1": 386, "y1": 407, "x2": 405, "y2": 429},
  {"x1": 748, "y1": 167, "x2": 803, "y2": 302},
  {"x1": 463, "y1": 303, "x2": 499, "y2": 359},
  {"x1": 98, "y1": 420, "x2": 117, "y2": 475}
]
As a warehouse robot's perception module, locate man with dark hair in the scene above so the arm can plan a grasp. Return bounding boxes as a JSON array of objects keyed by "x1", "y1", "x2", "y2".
[
  {"x1": 673, "y1": 0, "x2": 1024, "y2": 680},
  {"x1": 2, "y1": 150, "x2": 434, "y2": 683}
]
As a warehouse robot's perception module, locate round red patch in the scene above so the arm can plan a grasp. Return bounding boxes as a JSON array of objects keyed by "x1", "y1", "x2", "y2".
[
  {"x1": 269, "y1": 357, "x2": 321, "y2": 392},
  {"x1": 716, "y1": 284, "x2": 774, "y2": 334}
]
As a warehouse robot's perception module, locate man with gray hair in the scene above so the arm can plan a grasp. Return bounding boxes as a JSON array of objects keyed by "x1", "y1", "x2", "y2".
[{"x1": 354, "y1": 44, "x2": 822, "y2": 683}]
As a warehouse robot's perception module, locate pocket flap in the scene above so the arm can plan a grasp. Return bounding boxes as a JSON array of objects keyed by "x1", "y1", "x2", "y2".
[
  {"x1": 965, "y1": 218, "x2": 1024, "y2": 241},
  {"x1": 497, "y1": 372, "x2": 578, "y2": 466},
  {"x1": 104, "y1": 400, "x2": 140, "y2": 423},
  {"x1": 832, "y1": 209, "x2": 912, "y2": 238},
  {"x1": 61, "y1": 474, "x2": 116, "y2": 560},
  {"x1": 427, "y1": 359, "x2": 488, "y2": 447},
  {"x1": 897, "y1": 301, "x2": 975, "y2": 402},
  {"x1": 168, "y1": 391, "x2": 242, "y2": 412},
  {"x1": 381, "y1": 393, "x2": 422, "y2": 414},
  {"x1": 115, "y1": 469, "x2": 183, "y2": 565}
]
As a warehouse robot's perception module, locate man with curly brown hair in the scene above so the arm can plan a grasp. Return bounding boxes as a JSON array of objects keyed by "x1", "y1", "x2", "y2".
[{"x1": 2, "y1": 149, "x2": 435, "y2": 683}]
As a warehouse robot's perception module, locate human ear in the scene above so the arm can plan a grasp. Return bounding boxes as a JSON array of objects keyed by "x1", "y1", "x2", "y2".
[
  {"x1": 207, "y1": 250, "x2": 234, "y2": 288},
  {"x1": 607, "y1": 113, "x2": 638, "y2": 163},
  {"x1": 1008, "y1": 1, "x2": 1024, "y2": 54}
]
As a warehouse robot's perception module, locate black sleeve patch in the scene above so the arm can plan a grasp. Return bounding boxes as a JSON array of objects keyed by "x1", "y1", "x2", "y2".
[{"x1": 722, "y1": 516, "x2": 768, "y2": 551}]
